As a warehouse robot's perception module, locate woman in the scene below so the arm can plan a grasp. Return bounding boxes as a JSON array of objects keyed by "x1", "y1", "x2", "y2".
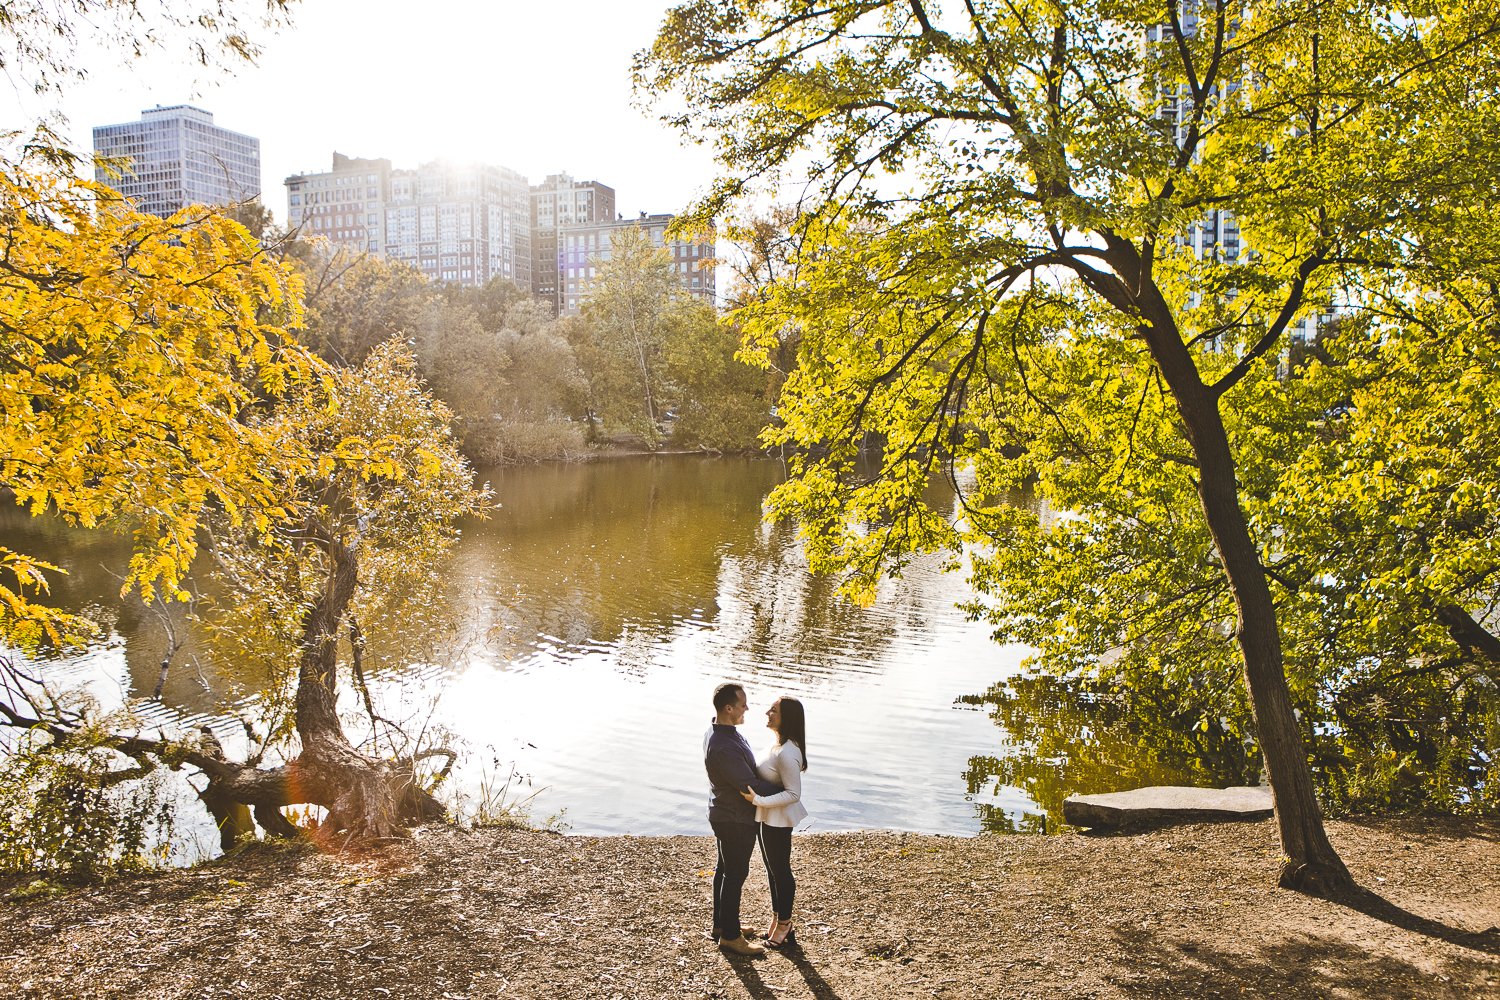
[{"x1": 740, "y1": 695, "x2": 808, "y2": 949}]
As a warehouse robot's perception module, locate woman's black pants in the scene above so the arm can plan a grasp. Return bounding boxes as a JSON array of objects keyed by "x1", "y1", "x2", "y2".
[{"x1": 757, "y1": 823, "x2": 796, "y2": 919}]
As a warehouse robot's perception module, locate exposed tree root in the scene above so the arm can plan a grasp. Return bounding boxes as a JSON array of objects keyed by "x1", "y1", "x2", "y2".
[{"x1": 1279, "y1": 857, "x2": 1357, "y2": 897}]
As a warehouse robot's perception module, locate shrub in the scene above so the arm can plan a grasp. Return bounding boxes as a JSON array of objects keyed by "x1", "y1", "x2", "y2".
[
  {"x1": 461, "y1": 418, "x2": 588, "y2": 465},
  {"x1": 0, "y1": 732, "x2": 174, "y2": 883}
]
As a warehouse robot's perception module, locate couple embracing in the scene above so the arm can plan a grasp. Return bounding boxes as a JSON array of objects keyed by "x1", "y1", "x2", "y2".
[{"x1": 702, "y1": 682, "x2": 809, "y2": 957}]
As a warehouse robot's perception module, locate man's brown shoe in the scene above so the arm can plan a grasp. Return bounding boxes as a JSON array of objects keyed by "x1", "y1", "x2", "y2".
[{"x1": 718, "y1": 934, "x2": 767, "y2": 957}]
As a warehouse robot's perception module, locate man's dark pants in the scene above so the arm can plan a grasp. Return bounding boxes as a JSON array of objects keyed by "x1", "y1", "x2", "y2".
[{"x1": 710, "y1": 817, "x2": 758, "y2": 939}]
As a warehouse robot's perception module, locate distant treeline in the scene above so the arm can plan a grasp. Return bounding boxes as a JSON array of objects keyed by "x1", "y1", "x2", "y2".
[{"x1": 260, "y1": 218, "x2": 783, "y2": 464}]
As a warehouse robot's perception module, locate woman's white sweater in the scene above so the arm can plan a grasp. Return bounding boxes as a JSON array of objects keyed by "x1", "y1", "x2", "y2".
[{"x1": 751, "y1": 741, "x2": 808, "y2": 828}]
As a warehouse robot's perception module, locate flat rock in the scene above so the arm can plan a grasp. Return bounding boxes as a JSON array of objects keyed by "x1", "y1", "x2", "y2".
[{"x1": 1063, "y1": 785, "x2": 1274, "y2": 831}]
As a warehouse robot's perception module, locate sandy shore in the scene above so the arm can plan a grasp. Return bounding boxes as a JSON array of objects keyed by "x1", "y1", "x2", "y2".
[{"x1": 2, "y1": 817, "x2": 1497, "y2": 999}]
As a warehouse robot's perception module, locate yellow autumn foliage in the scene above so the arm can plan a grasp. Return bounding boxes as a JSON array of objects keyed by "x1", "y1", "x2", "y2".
[{"x1": 0, "y1": 167, "x2": 321, "y2": 645}]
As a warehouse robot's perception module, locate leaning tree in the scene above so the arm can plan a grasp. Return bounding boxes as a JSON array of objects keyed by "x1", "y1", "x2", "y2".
[
  {"x1": 0, "y1": 170, "x2": 485, "y2": 847},
  {"x1": 639, "y1": 0, "x2": 1500, "y2": 892}
]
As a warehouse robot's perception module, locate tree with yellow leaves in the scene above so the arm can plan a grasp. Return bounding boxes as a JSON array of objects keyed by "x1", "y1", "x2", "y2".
[
  {"x1": 0, "y1": 168, "x2": 316, "y2": 648},
  {"x1": 0, "y1": 0, "x2": 490, "y2": 868},
  {"x1": 0, "y1": 173, "x2": 485, "y2": 849}
]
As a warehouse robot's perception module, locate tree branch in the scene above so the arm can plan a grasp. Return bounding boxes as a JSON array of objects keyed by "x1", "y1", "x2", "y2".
[{"x1": 1208, "y1": 253, "x2": 1322, "y2": 399}]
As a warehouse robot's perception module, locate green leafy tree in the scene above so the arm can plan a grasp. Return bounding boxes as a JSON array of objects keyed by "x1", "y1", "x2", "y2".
[
  {"x1": 299, "y1": 249, "x2": 437, "y2": 366},
  {"x1": 1266, "y1": 299, "x2": 1500, "y2": 814},
  {"x1": 413, "y1": 300, "x2": 514, "y2": 424},
  {"x1": 498, "y1": 328, "x2": 588, "y2": 422},
  {"x1": 641, "y1": 0, "x2": 1500, "y2": 892},
  {"x1": 441, "y1": 278, "x2": 551, "y2": 335},
  {"x1": 573, "y1": 224, "x2": 768, "y2": 451},
  {"x1": 665, "y1": 305, "x2": 774, "y2": 451},
  {"x1": 299, "y1": 256, "x2": 588, "y2": 464},
  {"x1": 460, "y1": 327, "x2": 590, "y2": 464},
  {"x1": 723, "y1": 207, "x2": 805, "y2": 395},
  {"x1": 423, "y1": 280, "x2": 589, "y2": 463},
  {"x1": 573, "y1": 225, "x2": 696, "y2": 449}
]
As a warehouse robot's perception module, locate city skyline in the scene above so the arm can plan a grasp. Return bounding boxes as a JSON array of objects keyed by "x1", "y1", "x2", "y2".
[{"x1": 2, "y1": 0, "x2": 716, "y2": 226}]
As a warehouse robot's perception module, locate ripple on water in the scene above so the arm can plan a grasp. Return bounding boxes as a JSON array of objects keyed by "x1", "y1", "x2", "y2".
[{"x1": 2, "y1": 457, "x2": 1037, "y2": 845}]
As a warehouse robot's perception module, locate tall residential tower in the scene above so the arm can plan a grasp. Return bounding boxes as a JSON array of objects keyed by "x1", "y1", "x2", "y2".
[
  {"x1": 92, "y1": 105, "x2": 261, "y2": 217},
  {"x1": 531, "y1": 174, "x2": 616, "y2": 316},
  {"x1": 286, "y1": 155, "x2": 713, "y2": 307}
]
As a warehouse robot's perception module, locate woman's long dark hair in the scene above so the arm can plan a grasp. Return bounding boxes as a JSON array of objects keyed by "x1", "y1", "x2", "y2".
[{"x1": 775, "y1": 697, "x2": 808, "y2": 771}]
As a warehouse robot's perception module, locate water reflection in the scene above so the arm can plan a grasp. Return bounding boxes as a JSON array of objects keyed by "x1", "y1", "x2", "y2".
[
  {"x1": 447, "y1": 457, "x2": 781, "y2": 662},
  {"x1": 0, "y1": 506, "x2": 236, "y2": 727},
  {"x1": 961, "y1": 672, "x2": 1262, "y2": 833},
  {"x1": 3, "y1": 456, "x2": 1094, "y2": 839},
  {"x1": 427, "y1": 457, "x2": 1027, "y2": 833}
]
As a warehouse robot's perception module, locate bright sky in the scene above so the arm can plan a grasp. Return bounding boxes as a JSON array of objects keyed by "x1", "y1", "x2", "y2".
[{"x1": 3, "y1": 0, "x2": 718, "y2": 225}]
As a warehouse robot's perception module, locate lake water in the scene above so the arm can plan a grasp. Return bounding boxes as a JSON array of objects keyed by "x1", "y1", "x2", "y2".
[{"x1": 1, "y1": 456, "x2": 1046, "y2": 840}]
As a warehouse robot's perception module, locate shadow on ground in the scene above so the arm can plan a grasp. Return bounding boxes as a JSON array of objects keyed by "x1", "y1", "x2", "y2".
[{"x1": 1106, "y1": 920, "x2": 1494, "y2": 998}]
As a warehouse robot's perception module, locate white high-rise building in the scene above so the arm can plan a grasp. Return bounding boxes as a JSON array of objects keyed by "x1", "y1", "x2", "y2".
[
  {"x1": 92, "y1": 105, "x2": 261, "y2": 217},
  {"x1": 286, "y1": 154, "x2": 532, "y2": 289}
]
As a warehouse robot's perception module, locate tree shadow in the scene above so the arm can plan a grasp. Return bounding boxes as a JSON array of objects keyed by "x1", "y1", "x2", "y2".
[
  {"x1": 1331, "y1": 885, "x2": 1500, "y2": 955},
  {"x1": 1335, "y1": 815, "x2": 1500, "y2": 844},
  {"x1": 1104, "y1": 923, "x2": 1497, "y2": 998}
]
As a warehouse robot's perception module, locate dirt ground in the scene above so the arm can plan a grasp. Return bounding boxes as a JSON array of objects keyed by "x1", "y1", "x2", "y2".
[{"x1": 2, "y1": 817, "x2": 1497, "y2": 999}]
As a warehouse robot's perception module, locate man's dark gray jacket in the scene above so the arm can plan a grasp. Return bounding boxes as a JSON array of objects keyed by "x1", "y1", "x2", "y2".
[{"x1": 704, "y1": 722, "x2": 781, "y2": 825}]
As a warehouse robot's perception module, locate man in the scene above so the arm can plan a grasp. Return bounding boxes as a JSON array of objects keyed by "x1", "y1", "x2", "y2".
[{"x1": 704, "y1": 682, "x2": 781, "y2": 957}]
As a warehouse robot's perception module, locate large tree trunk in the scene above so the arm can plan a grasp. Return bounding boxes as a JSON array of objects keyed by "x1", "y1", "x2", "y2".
[
  {"x1": 278, "y1": 533, "x2": 445, "y2": 842},
  {"x1": 0, "y1": 536, "x2": 446, "y2": 851},
  {"x1": 1135, "y1": 288, "x2": 1354, "y2": 895},
  {"x1": 1184, "y1": 409, "x2": 1352, "y2": 893},
  {"x1": 176, "y1": 533, "x2": 446, "y2": 845}
]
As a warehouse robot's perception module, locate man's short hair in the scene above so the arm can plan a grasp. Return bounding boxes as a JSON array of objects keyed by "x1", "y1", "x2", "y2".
[{"x1": 713, "y1": 683, "x2": 745, "y2": 712}]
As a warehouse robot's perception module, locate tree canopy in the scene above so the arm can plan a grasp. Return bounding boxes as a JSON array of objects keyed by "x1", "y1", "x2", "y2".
[
  {"x1": 294, "y1": 249, "x2": 590, "y2": 463},
  {"x1": 1, "y1": 0, "x2": 295, "y2": 111},
  {"x1": 0, "y1": 169, "x2": 317, "y2": 649},
  {"x1": 570, "y1": 225, "x2": 698, "y2": 449},
  {"x1": 641, "y1": 0, "x2": 1500, "y2": 891}
]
